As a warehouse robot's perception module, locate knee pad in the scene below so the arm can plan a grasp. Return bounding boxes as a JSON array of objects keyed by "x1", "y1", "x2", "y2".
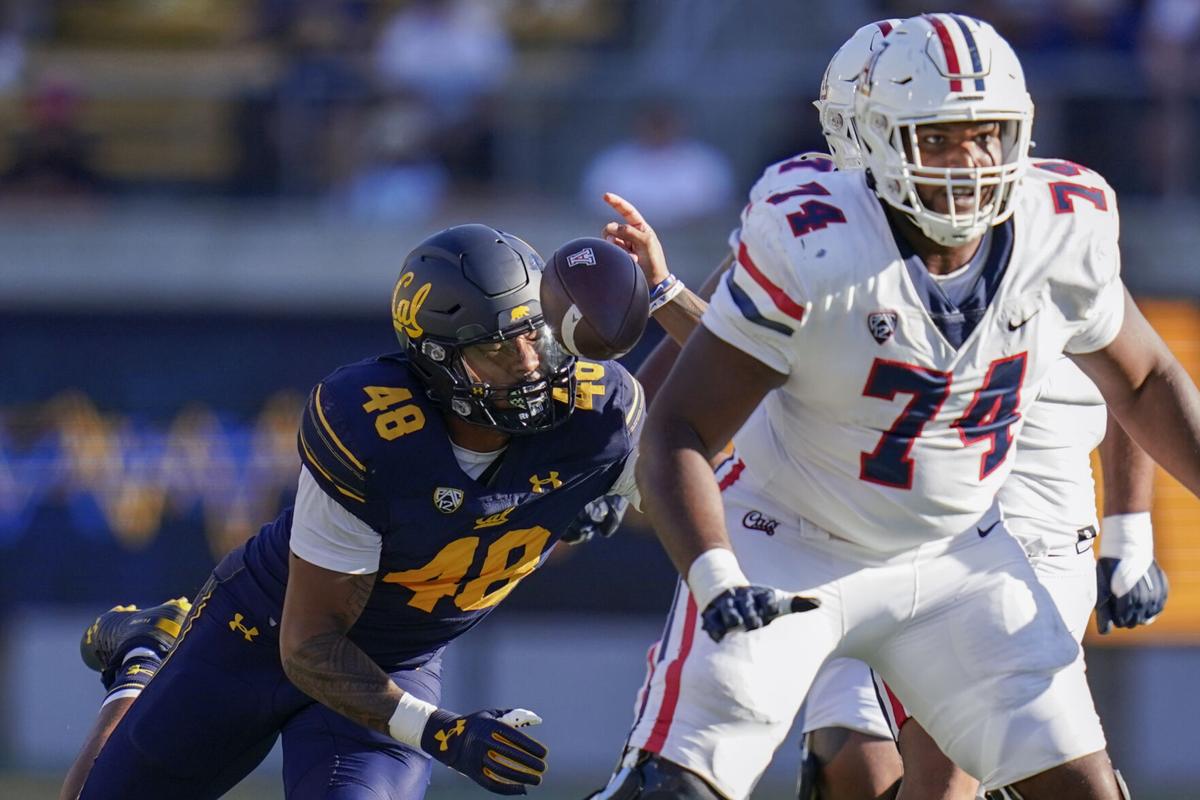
[{"x1": 587, "y1": 752, "x2": 725, "y2": 800}]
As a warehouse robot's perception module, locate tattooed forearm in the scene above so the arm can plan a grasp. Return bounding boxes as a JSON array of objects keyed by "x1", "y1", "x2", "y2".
[{"x1": 282, "y1": 631, "x2": 402, "y2": 734}]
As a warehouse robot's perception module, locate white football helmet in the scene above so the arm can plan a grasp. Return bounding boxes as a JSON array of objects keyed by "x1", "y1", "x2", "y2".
[
  {"x1": 814, "y1": 19, "x2": 902, "y2": 170},
  {"x1": 854, "y1": 14, "x2": 1034, "y2": 246}
]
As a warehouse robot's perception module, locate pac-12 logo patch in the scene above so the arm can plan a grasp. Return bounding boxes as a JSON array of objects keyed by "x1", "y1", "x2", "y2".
[
  {"x1": 566, "y1": 247, "x2": 596, "y2": 267},
  {"x1": 433, "y1": 487, "x2": 464, "y2": 514},
  {"x1": 867, "y1": 311, "x2": 898, "y2": 344}
]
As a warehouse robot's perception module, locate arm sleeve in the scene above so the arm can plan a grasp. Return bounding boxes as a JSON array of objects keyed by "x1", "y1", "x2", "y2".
[
  {"x1": 289, "y1": 467, "x2": 382, "y2": 574},
  {"x1": 702, "y1": 202, "x2": 807, "y2": 374}
]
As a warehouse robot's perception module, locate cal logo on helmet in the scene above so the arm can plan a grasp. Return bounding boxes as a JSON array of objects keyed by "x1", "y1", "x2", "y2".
[
  {"x1": 433, "y1": 487, "x2": 464, "y2": 514},
  {"x1": 392, "y1": 271, "x2": 433, "y2": 340},
  {"x1": 510, "y1": 305, "x2": 531, "y2": 322}
]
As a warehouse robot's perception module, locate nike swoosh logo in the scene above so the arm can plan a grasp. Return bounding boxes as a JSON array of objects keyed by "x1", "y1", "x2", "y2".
[
  {"x1": 1007, "y1": 310, "x2": 1039, "y2": 331},
  {"x1": 977, "y1": 520, "x2": 1001, "y2": 538}
]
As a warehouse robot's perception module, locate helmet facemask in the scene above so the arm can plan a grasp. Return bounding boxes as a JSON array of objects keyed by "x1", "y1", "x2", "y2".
[
  {"x1": 860, "y1": 111, "x2": 1030, "y2": 246},
  {"x1": 409, "y1": 319, "x2": 577, "y2": 436}
]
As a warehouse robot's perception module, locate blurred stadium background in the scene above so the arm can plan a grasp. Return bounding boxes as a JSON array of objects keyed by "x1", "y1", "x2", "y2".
[{"x1": 0, "y1": 0, "x2": 1197, "y2": 797}]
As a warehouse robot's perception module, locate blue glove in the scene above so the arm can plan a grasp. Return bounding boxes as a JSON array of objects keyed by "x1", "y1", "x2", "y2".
[
  {"x1": 1095, "y1": 557, "x2": 1168, "y2": 634},
  {"x1": 561, "y1": 495, "x2": 628, "y2": 545},
  {"x1": 421, "y1": 708, "x2": 547, "y2": 795},
  {"x1": 700, "y1": 586, "x2": 819, "y2": 643}
]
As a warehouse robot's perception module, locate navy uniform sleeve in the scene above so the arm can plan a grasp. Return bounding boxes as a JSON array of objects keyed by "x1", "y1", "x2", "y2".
[
  {"x1": 588, "y1": 359, "x2": 644, "y2": 472},
  {"x1": 297, "y1": 379, "x2": 387, "y2": 530}
]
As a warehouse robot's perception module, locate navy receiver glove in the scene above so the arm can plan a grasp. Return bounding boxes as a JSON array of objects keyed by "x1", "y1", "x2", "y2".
[
  {"x1": 700, "y1": 586, "x2": 820, "y2": 643},
  {"x1": 561, "y1": 495, "x2": 628, "y2": 545},
  {"x1": 1095, "y1": 557, "x2": 1169, "y2": 634},
  {"x1": 421, "y1": 708, "x2": 548, "y2": 795}
]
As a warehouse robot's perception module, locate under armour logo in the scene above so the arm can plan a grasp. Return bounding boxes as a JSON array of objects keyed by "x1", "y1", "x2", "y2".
[
  {"x1": 126, "y1": 664, "x2": 155, "y2": 677},
  {"x1": 229, "y1": 613, "x2": 259, "y2": 642},
  {"x1": 529, "y1": 472, "x2": 562, "y2": 494},
  {"x1": 434, "y1": 719, "x2": 466, "y2": 752}
]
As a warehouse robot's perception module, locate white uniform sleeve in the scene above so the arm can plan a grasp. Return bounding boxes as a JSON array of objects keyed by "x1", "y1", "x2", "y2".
[
  {"x1": 289, "y1": 466, "x2": 382, "y2": 574},
  {"x1": 1065, "y1": 188, "x2": 1125, "y2": 354},
  {"x1": 702, "y1": 202, "x2": 808, "y2": 374}
]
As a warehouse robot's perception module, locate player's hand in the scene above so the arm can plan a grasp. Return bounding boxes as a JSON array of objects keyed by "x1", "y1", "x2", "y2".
[
  {"x1": 601, "y1": 192, "x2": 670, "y2": 286},
  {"x1": 421, "y1": 708, "x2": 547, "y2": 795},
  {"x1": 1095, "y1": 557, "x2": 1169, "y2": 634},
  {"x1": 700, "y1": 586, "x2": 820, "y2": 643},
  {"x1": 561, "y1": 495, "x2": 628, "y2": 545}
]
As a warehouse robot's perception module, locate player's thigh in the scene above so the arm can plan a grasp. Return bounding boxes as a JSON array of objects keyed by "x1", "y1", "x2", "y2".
[
  {"x1": 874, "y1": 529, "x2": 1104, "y2": 790},
  {"x1": 626, "y1": 542, "x2": 843, "y2": 798},
  {"x1": 80, "y1": 579, "x2": 287, "y2": 800},
  {"x1": 281, "y1": 655, "x2": 444, "y2": 799},
  {"x1": 1031, "y1": 548, "x2": 1096, "y2": 643},
  {"x1": 802, "y1": 659, "x2": 901, "y2": 800},
  {"x1": 802, "y1": 657, "x2": 893, "y2": 740},
  {"x1": 894, "y1": 719, "x2": 977, "y2": 800},
  {"x1": 805, "y1": 727, "x2": 900, "y2": 800}
]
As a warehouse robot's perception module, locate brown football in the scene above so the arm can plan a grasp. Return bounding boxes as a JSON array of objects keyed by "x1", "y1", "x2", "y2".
[{"x1": 541, "y1": 237, "x2": 649, "y2": 360}]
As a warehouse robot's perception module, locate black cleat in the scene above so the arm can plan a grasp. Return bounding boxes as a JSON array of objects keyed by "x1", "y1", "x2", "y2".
[{"x1": 81, "y1": 597, "x2": 191, "y2": 681}]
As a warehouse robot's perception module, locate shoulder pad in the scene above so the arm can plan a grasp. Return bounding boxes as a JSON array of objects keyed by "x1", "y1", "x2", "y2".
[
  {"x1": 748, "y1": 152, "x2": 837, "y2": 205},
  {"x1": 553, "y1": 359, "x2": 645, "y2": 444},
  {"x1": 298, "y1": 356, "x2": 431, "y2": 507},
  {"x1": 1023, "y1": 159, "x2": 1117, "y2": 219}
]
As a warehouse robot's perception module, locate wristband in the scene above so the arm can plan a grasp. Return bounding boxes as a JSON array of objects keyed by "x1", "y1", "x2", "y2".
[
  {"x1": 1100, "y1": 512, "x2": 1154, "y2": 597},
  {"x1": 387, "y1": 693, "x2": 438, "y2": 748},
  {"x1": 649, "y1": 274, "x2": 685, "y2": 314},
  {"x1": 687, "y1": 547, "x2": 749, "y2": 609},
  {"x1": 1099, "y1": 512, "x2": 1154, "y2": 559}
]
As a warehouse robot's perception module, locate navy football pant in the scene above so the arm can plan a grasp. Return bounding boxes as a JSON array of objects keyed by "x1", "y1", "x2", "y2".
[{"x1": 79, "y1": 574, "x2": 443, "y2": 799}]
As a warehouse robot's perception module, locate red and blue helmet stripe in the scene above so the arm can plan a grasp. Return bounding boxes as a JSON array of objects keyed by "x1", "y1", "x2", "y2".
[{"x1": 925, "y1": 13, "x2": 986, "y2": 93}]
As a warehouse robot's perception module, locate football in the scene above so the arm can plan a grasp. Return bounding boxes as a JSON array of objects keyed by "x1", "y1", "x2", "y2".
[{"x1": 541, "y1": 237, "x2": 649, "y2": 360}]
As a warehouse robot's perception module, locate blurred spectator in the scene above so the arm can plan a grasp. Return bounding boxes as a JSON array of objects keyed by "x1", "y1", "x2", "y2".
[
  {"x1": 329, "y1": 96, "x2": 449, "y2": 223},
  {"x1": 272, "y1": 5, "x2": 371, "y2": 194},
  {"x1": 580, "y1": 101, "x2": 735, "y2": 227},
  {"x1": 2, "y1": 75, "x2": 103, "y2": 199},
  {"x1": 373, "y1": 0, "x2": 512, "y2": 182},
  {"x1": 1139, "y1": 0, "x2": 1200, "y2": 199},
  {"x1": 374, "y1": 0, "x2": 513, "y2": 120}
]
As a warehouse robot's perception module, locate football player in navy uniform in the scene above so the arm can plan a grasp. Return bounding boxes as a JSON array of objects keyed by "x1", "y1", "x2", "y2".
[{"x1": 61, "y1": 224, "x2": 646, "y2": 800}]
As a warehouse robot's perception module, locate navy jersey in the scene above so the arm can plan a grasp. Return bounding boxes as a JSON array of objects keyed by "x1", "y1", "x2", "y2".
[{"x1": 235, "y1": 353, "x2": 644, "y2": 669}]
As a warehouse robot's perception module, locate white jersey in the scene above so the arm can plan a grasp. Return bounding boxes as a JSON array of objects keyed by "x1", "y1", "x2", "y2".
[
  {"x1": 726, "y1": 152, "x2": 836, "y2": 252},
  {"x1": 704, "y1": 158, "x2": 1125, "y2": 552},
  {"x1": 1000, "y1": 357, "x2": 1107, "y2": 554}
]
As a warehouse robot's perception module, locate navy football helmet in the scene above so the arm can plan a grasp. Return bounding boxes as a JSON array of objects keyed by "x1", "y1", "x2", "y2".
[{"x1": 393, "y1": 224, "x2": 577, "y2": 434}]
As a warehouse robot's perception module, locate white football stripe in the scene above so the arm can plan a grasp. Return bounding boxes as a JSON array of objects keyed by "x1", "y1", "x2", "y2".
[{"x1": 561, "y1": 303, "x2": 585, "y2": 356}]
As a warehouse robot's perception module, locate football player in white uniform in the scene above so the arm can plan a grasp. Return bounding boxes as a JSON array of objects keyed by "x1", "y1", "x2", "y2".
[
  {"x1": 589, "y1": 14, "x2": 1200, "y2": 800},
  {"x1": 589, "y1": 18, "x2": 1164, "y2": 800}
]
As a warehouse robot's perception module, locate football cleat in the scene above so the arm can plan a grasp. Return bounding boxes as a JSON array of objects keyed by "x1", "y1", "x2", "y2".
[{"x1": 80, "y1": 597, "x2": 191, "y2": 679}]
